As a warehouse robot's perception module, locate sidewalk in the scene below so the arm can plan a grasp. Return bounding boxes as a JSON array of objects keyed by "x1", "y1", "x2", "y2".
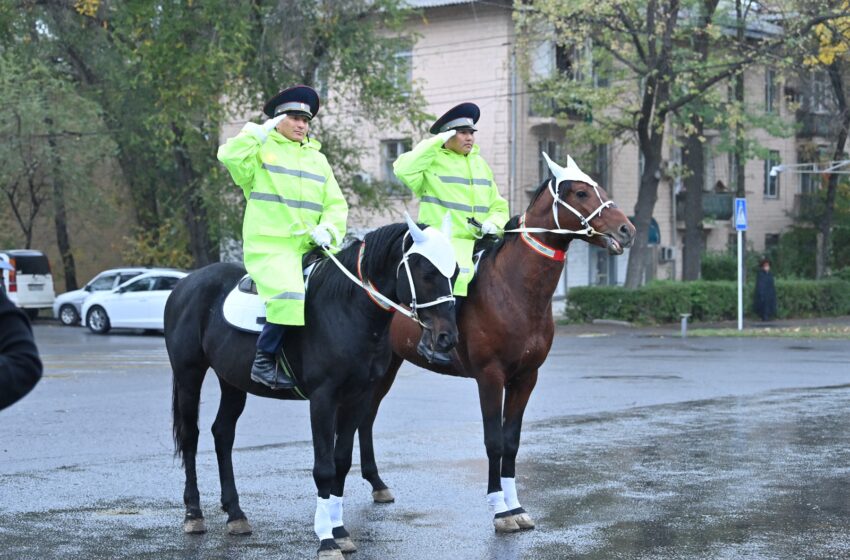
[{"x1": 556, "y1": 314, "x2": 850, "y2": 337}]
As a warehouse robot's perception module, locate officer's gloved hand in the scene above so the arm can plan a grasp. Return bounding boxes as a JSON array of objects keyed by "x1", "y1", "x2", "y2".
[
  {"x1": 437, "y1": 129, "x2": 457, "y2": 144},
  {"x1": 310, "y1": 225, "x2": 333, "y2": 248},
  {"x1": 480, "y1": 221, "x2": 500, "y2": 236},
  {"x1": 263, "y1": 114, "x2": 287, "y2": 132},
  {"x1": 244, "y1": 114, "x2": 286, "y2": 144}
]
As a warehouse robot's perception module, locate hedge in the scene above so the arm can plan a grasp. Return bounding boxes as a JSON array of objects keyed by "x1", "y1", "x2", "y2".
[{"x1": 564, "y1": 279, "x2": 850, "y2": 324}]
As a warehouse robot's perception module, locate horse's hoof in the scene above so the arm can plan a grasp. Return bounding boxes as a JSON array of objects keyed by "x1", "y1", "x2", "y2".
[
  {"x1": 335, "y1": 536, "x2": 357, "y2": 553},
  {"x1": 493, "y1": 515, "x2": 521, "y2": 533},
  {"x1": 372, "y1": 488, "x2": 395, "y2": 503},
  {"x1": 332, "y1": 526, "x2": 357, "y2": 552},
  {"x1": 317, "y1": 538, "x2": 345, "y2": 559},
  {"x1": 183, "y1": 517, "x2": 207, "y2": 534},
  {"x1": 512, "y1": 512, "x2": 535, "y2": 530},
  {"x1": 226, "y1": 518, "x2": 253, "y2": 536}
]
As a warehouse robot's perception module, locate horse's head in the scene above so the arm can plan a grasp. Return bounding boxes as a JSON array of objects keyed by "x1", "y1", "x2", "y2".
[
  {"x1": 398, "y1": 214, "x2": 459, "y2": 363},
  {"x1": 540, "y1": 153, "x2": 635, "y2": 254}
]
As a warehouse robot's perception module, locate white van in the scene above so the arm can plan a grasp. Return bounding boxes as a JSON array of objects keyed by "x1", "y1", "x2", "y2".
[{"x1": 0, "y1": 250, "x2": 56, "y2": 319}]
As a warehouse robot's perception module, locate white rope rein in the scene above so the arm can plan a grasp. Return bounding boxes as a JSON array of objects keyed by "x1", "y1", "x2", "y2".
[{"x1": 320, "y1": 235, "x2": 454, "y2": 327}]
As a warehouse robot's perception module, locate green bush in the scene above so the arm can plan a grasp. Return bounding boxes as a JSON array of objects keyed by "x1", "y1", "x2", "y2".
[
  {"x1": 564, "y1": 279, "x2": 850, "y2": 324},
  {"x1": 701, "y1": 252, "x2": 736, "y2": 280},
  {"x1": 774, "y1": 227, "x2": 816, "y2": 278}
]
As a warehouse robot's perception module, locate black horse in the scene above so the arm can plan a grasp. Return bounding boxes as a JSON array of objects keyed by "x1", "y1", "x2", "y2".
[{"x1": 164, "y1": 220, "x2": 458, "y2": 559}]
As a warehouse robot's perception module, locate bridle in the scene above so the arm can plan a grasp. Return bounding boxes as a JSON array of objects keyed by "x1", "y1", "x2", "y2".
[
  {"x1": 502, "y1": 179, "x2": 617, "y2": 261},
  {"x1": 321, "y1": 233, "x2": 455, "y2": 328}
]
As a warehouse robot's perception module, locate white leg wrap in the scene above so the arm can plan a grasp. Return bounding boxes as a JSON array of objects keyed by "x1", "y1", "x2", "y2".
[
  {"x1": 501, "y1": 477, "x2": 521, "y2": 510},
  {"x1": 314, "y1": 497, "x2": 333, "y2": 540},
  {"x1": 487, "y1": 491, "x2": 509, "y2": 516},
  {"x1": 329, "y1": 494, "x2": 344, "y2": 528}
]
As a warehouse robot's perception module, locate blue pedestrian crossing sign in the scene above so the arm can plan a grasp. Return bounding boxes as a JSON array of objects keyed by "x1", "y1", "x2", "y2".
[{"x1": 734, "y1": 198, "x2": 748, "y2": 231}]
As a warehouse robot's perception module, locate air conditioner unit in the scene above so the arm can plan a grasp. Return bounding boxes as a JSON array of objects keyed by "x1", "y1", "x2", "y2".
[{"x1": 659, "y1": 246, "x2": 675, "y2": 262}]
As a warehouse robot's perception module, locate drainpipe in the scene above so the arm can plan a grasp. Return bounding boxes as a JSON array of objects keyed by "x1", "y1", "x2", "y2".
[{"x1": 509, "y1": 46, "x2": 518, "y2": 213}]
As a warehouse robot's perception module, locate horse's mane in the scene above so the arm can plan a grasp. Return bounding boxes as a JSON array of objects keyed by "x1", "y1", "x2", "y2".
[
  {"x1": 476, "y1": 178, "x2": 553, "y2": 270},
  {"x1": 308, "y1": 223, "x2": 409, "y2": 302}
]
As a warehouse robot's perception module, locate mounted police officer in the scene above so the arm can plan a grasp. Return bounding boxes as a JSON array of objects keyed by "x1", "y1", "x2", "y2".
[
  {"x1": 393, "y1": 102, "x2": 509, "y2": 300},
  {"x1": 217, "y1": 85, "x2": 348, "y2": 389}
]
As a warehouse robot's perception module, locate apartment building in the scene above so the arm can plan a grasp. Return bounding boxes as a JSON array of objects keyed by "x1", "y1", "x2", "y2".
[{"x1": 344, "y1": 0, "x2": 836, "y2": 292}]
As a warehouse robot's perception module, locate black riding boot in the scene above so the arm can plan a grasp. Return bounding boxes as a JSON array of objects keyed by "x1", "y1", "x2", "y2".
[
  {"x1": 251, "y1": 323, "x2": 294, "y2": 389},
  {"x1": 250, "y1": 349, "x2": 293, "y2": 389}
]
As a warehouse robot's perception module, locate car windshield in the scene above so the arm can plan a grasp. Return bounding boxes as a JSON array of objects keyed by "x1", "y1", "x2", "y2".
[
  {"x1": 89, "y1": 275, "x2": 116, "y2": 291},
  {"x1": 123, "y1": 277, "x2": 156, "y2": 292}
]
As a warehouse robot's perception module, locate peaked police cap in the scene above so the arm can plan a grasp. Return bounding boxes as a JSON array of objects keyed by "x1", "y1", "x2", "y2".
[
  {"x1": 263, "y1": 85, "x2": 321, "y2": 119},
  {"x1": 429, "y1": 102, "x2": 480, "y2": 134}
]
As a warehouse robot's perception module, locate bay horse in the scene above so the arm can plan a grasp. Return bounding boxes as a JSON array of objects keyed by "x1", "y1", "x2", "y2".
[
  {"x1": 358, "y1": 154, "x2": 636, "y2": 531},
  {"x1": 164, "y1": 219, "x2": 458, "y2": 559}
]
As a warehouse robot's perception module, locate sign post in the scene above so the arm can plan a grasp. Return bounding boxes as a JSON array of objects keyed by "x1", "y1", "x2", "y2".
[{"x1": 734, "y1": 198, "x2": 748, "y2": 331}]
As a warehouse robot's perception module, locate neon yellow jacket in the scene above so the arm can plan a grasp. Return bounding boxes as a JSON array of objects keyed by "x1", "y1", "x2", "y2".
[
  {"x1": 393, "y1": 135, "x2": 509, "y2": 239},
  {"x1": 217, "y1": 129, "x2": 348, "y2": 250}
]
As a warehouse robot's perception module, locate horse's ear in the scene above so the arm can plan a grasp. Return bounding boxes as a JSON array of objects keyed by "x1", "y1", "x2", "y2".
[
  {"x1": 440, "y1": 212, "x2": 452, "y2": 239},
  {"x1": 404, "y1": 212, "x2": 427, "y2": 244},
  {"x1": 542, "y1": 151, "x2": 566, "y2": 183},
  {"x1": 566, "y1": 155, "x2": 579, "y2": 170}
]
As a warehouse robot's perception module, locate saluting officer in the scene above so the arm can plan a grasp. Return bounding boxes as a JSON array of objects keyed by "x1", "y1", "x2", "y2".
[
  {"x1": 393, "y1": 102, "x2": 509, "y2": 299},
  {"x1": 217, "y1": 85, "x2": 348, "y2": 389}
]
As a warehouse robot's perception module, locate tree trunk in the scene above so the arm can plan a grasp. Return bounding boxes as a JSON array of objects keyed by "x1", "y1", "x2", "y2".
[
  {"x1": 682, "y1": 1, "x2": 716, "y2": 281},
  {"x1": 172, "y1": 123, "x2": 217, "y2": 267},
  {"x1": 819, "y1": 60, "x2": 849, "y2": 279},
  {"x1": 682, "y1": 112, "x2": 705, "y2": 281},
  {"x1": 734, "y1": 0, "x2": 747, "y2": 283},
  {"x1": 625, "y1": 140, "x2": 663, "y2": 288},
  {"x1": 45, "y1": 119, "x2": 78, "y2": 291}
]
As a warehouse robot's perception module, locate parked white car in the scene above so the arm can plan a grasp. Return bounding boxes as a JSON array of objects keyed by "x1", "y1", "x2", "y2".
[
  {"x1": 82, "y1": 270, "x2": 187, "y2": 334},
  {"x1": 0, "y1": 250, "x2": 56, "y2": 320},
  {"x1": 53, "y1": 267, "x2": 150, "y2": 326}
]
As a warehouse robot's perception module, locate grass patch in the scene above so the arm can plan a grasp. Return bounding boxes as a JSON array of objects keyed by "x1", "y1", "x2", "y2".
[{"x1": 688, "y1": 326, "x2": 850, "y2": 339}]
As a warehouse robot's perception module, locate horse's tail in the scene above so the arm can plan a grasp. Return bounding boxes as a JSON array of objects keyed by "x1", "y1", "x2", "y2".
[{"x1": 171, "y1": 372, "x2": 185, "y2": 463}]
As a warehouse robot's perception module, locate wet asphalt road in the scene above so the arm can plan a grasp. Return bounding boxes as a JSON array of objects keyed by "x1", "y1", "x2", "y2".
[{"x1": 1, "y1": 323, "x2": 849, "y2": 559}]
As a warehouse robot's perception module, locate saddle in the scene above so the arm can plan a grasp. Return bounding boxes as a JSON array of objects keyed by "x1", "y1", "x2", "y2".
[{"x1": 221, "y1": 251, "x2": 325, "y2": 334}]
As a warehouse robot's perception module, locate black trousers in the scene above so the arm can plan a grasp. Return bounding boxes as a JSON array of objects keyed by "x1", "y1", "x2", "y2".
[{"x1": 256, "y1": 322, "x2": 285, "y2": 355}]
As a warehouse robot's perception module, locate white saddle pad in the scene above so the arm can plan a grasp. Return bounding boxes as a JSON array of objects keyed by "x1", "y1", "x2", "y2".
[
  {"x1": 223, "y1": 262, "x2": 321, "y2": 334},
  {"x1": 222, "y1": 276, "x2": 266, "y2": 333}
]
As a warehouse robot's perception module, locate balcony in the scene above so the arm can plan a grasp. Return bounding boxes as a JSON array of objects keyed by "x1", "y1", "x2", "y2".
[
  {"x1": 796, "y1": 111, "x2": 836, "y2": 139},
  {"x1": 793, "y1": 193, "x2": 822, "y2": 221},
  {"x1": 676, "y1": 192, "x2": 734, "y2": 221}
]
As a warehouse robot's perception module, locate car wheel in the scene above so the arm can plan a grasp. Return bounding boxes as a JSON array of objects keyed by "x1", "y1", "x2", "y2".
[
  {"x1": 59, "y1": 304, "x2": 80, "y2": 326},
  {"x1": 87, "y1": 306, "x2": 111, "y2": 334}
]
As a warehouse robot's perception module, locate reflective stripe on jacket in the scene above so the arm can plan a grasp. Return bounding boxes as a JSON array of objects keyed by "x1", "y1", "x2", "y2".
[
  {"x1": 393, "y1": 135, "x2": 509, "y2": 240},
  {"x1": 217, "y1": 128, "x2": 348, "y2": 248}
]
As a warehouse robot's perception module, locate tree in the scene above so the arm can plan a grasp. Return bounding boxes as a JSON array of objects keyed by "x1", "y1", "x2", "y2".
[
  {"x1": 31, "y1": 0, "x2": 428, "y2": 268},
  {"x1": 519, "y1": 0, "x2": 841, "y2": 287},
  {"x1": 0, "y1": 46, "x2": 111, "y2": 289},
  {"x1": 802, "y1": 2, "x2": 850, "y2": 278}
]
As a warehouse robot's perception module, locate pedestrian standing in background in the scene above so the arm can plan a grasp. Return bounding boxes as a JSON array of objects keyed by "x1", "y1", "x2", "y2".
[
  {"x1": 753, "y1": 257, "x2": 777, "y2": 322},
  {"x1": 0, "y1": 260, "x2": 43, "y2": 411}
]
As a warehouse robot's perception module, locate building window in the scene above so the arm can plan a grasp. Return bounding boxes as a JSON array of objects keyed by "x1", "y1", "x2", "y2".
[
  {"x1": 538, "y1": 140, "x2": 561, "y2": 183},
  {"x1": 810, "y1": 70, "x2": 832, "y2": 114},
  {"x1": 765, "y1": 68, "x2": 777, "y2": 114},
  {"x1": 764, "y1": 150, "x2": 780, "y2": 198},
  {"x1": 381, "y1": 139, "x2": 411, "y2": 194},
  {"x1": 765, "y1": 233, "x2": 780, "y2": 252},
  {"x1": 392, "y1": 46, "x2": 413, "y2": 95},
  {"x1": 727, "y1": 152, "x2": 737, "y2": 191},
  {"x1": 799, "y1": 145, "x2": 829, "y2": 194},
  {"x1": 592, "y1": 144, "x2": 610, "y2": 192}
]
